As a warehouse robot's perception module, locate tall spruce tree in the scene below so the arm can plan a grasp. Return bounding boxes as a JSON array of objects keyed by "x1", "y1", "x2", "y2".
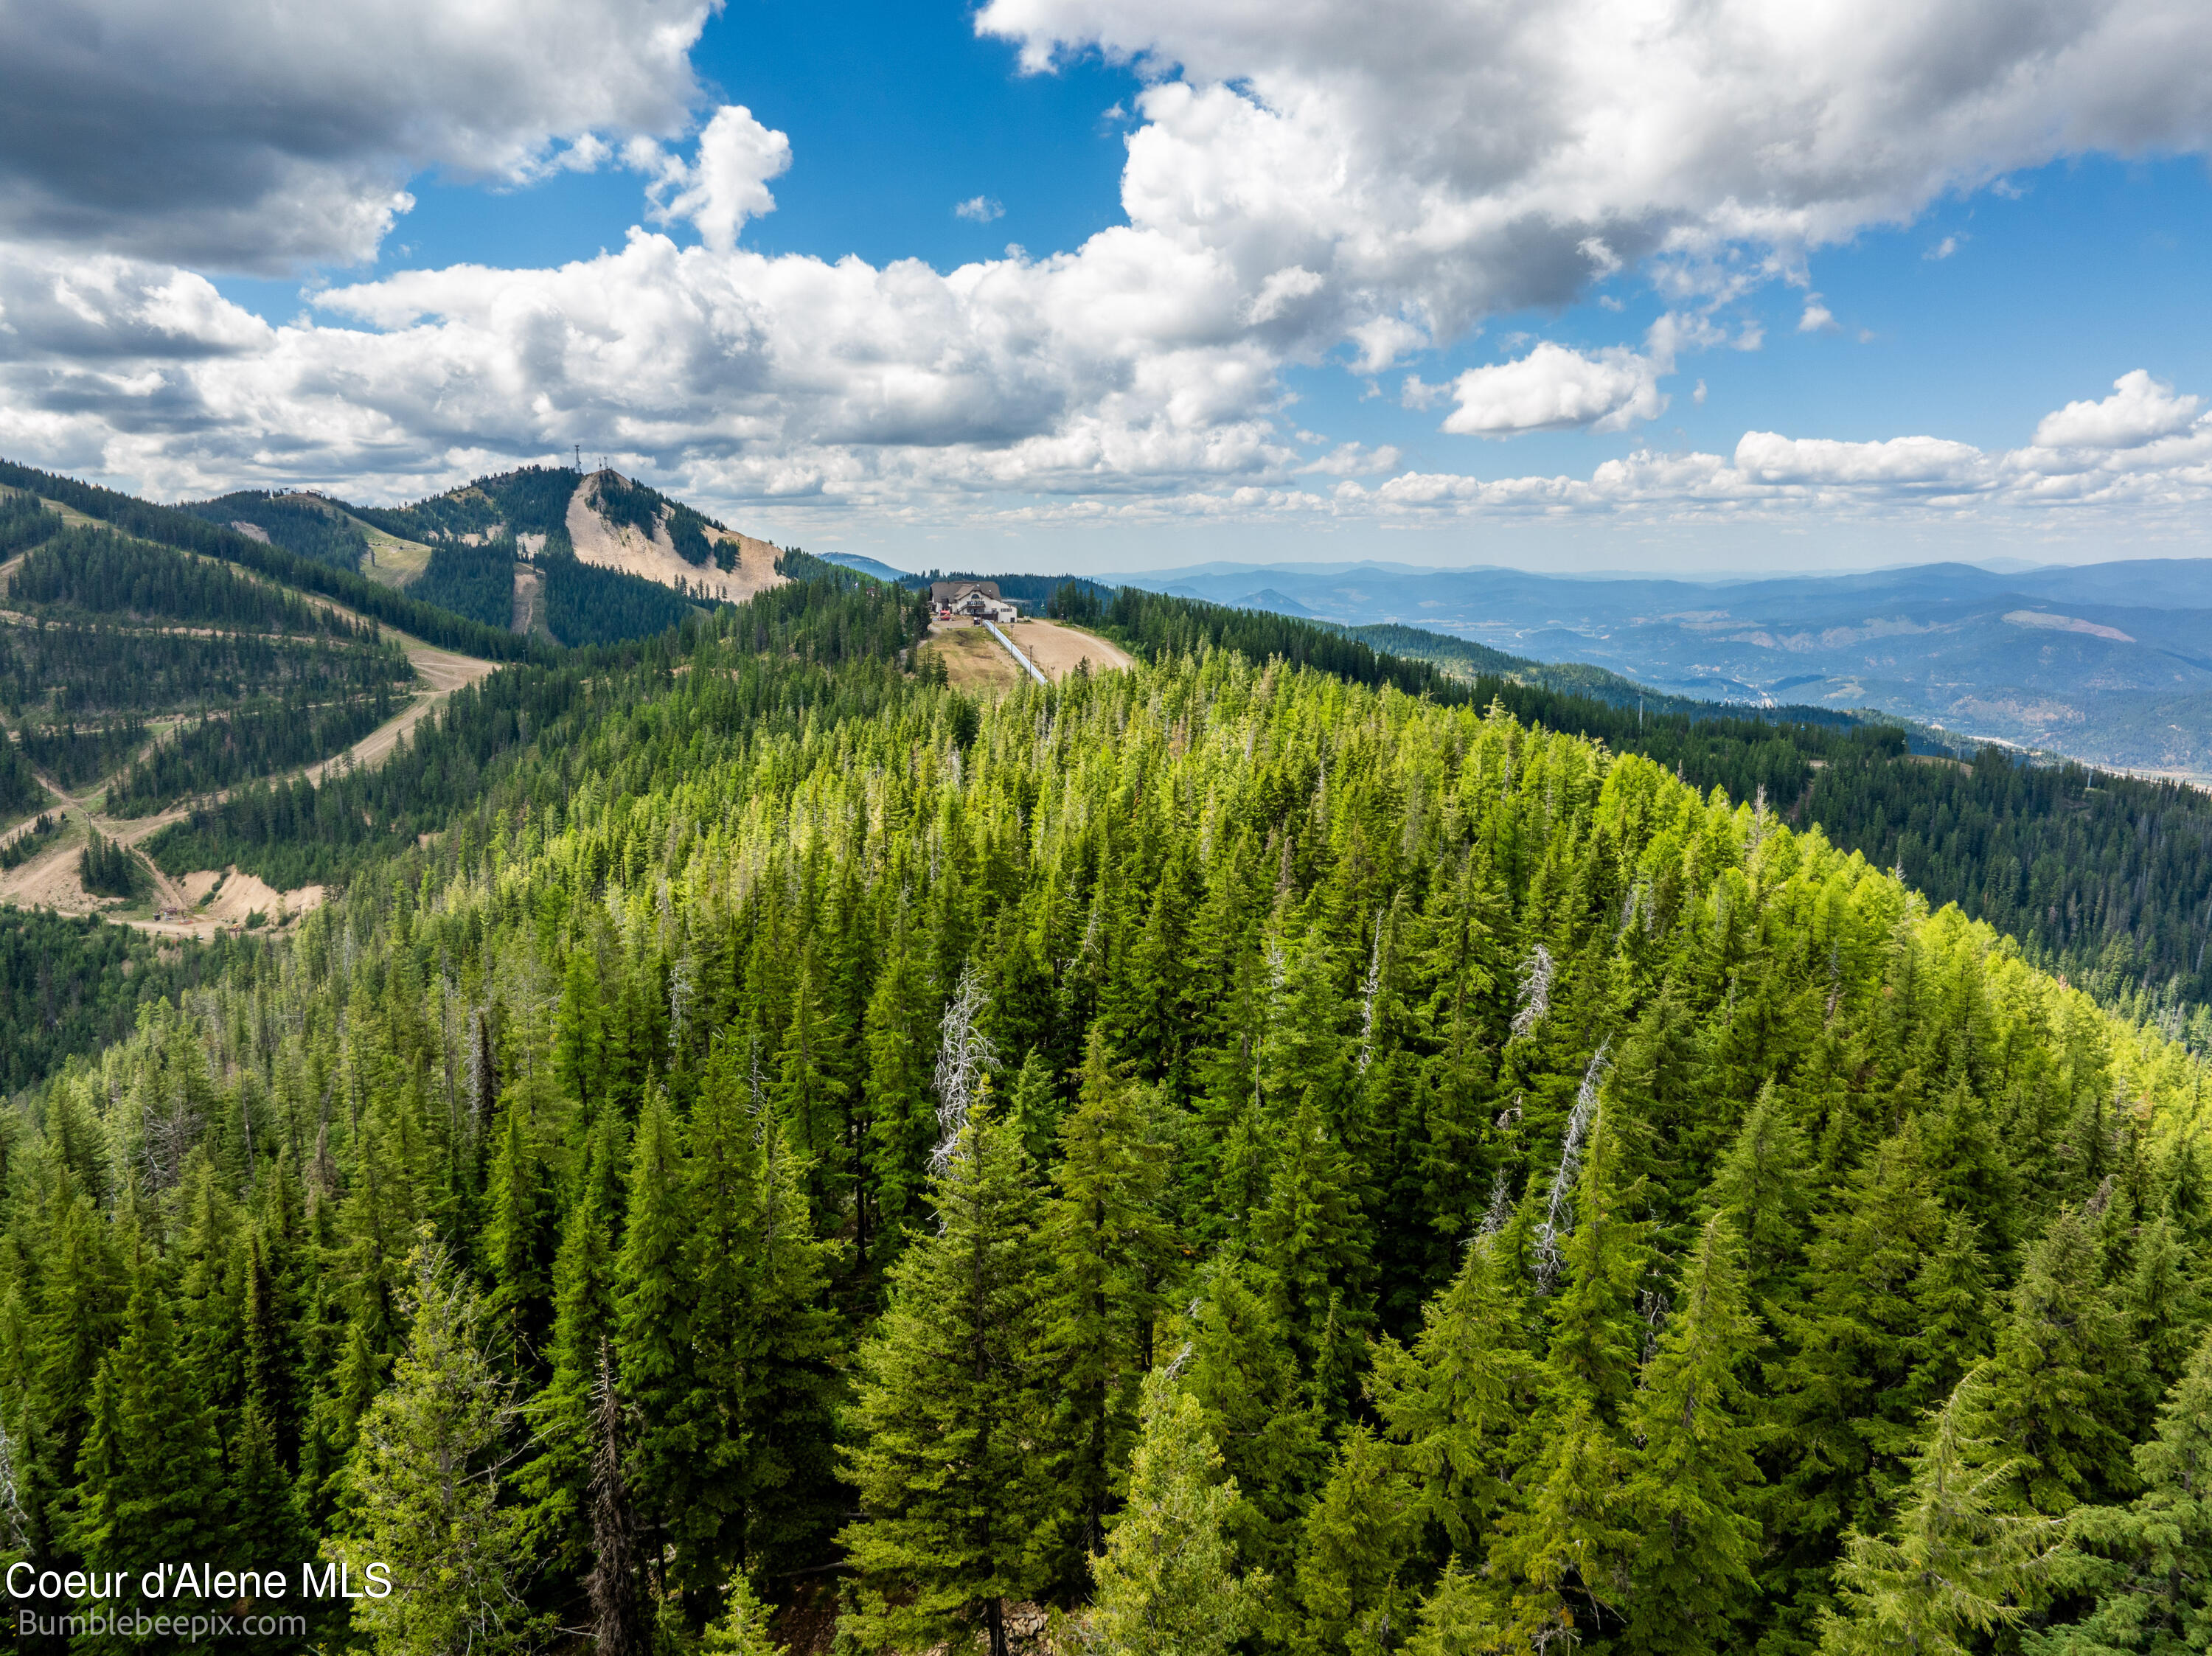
[
  {"x1": 1818, "y1": 1371, "x2": 2067, "y2": 1656},
  {"x1": 1084, "y1": 1362, "x2": 1268, "y2": 1656},
  {"x1": 2030, "y1": 1329, "x2": 2212, "y2": 1655},
  {"x1": 1622, "y1": 1211, "x2": 1764, "y2": 1654},
  {"x1": 1037, "y1": 1030, "x2": 1175, "y2": 1589},
  {"x1": 335, "y1": 1241, "x2": 532, "y2": 1656},
  {"x1": 841, "y1": 1096, "x2": 1046, "y2": 1656}
]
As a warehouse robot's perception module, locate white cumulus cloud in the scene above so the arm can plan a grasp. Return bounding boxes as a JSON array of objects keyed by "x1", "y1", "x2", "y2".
[
  {"x1": 955, "y1": 196, "x2": 1006, "y2": 223},
  {"x1": 0, "y1": 0, "x2": 714, "y2": 271},
  {"x1": 7, "y1": 0, "x2": 2212, "y2": 541},
  {"x1": 1441, "y1": 341, "x2": 1668, "y2": 436},
  {"x1": 633, "y1": 107, "x2": 790, "y2": 251},
  {"x1": 2031, "y1": 369, "x2": 2205, "y2": 448}
]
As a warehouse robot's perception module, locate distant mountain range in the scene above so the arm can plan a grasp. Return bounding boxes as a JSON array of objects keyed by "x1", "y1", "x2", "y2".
[{"x1": 1104, "y1": 557, "x2": 2212, "y2": 775}]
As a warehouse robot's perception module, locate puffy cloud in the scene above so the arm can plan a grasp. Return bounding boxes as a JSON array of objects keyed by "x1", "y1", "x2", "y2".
[
  {"x1": 955, "y1": 196, "x2": 1007, "y2": 223},
  {"x1": 0, "y1": 0, "x2": 714, "y2": 271},
  {"x1": 1441, "y1": 341, "x2": 1667, "y2": 436},
  {"x1": 1798, "y1": 298, "x2": 1836, "y2": 333},
  {"x1": 980, "y1": 0, "x2": 2212, "y2": 342},
  {"x1": 2031, "y1": 369, "x2": 2205, "y2": 448},
  {"x1": 634, "y1": 107, "x2": 790, "y2": 251},
  {"x1": 10, "y1": 0, "x2": 2212, "y2": 537},
  {"x1": 1732, "y1": 432, "x2": 1990, "y2": 490}
]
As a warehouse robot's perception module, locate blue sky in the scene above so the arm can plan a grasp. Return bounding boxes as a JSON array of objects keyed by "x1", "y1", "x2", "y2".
[{"x1": 8, "y1": 0, "x2": 2212, "y2": 573}]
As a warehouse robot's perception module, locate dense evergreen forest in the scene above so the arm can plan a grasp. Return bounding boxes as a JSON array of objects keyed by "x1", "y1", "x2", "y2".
[
  {"x1": 539, "y1": 551, "x2": 703, "y2": 647},
  {"x1": 17, "y1": 719, "x2": 149, "y2": 790},
  {"x1": 411, "y1": 540, "x2": 518, "y2": 632},
  {"x1": 350, "y1": 466, "x2": 582, "y2": 549},
  {"x1": 177, "y1": 494, "x2": 370, "y2": 574},
  {"x1": 1048, "y1": 586, "x2": 2212, "y2": 1040},
  {"x1": 0, "y1": 566, "x2": 2202, "y2": 1656},
  {"x1": 1, "y1": 489, "x2": 65, "y2": 557},
  {"x1": 0, "y1": 461, "x2": 539, "y2": 664},
  {"x1": 11, "y1": 529, "x2": 363, "y2": 636},
  {"x1": 0, "y1": 736, "x2": 47, "y2": 823},
  {"x1": 0, "y1": 627, "x2": 409, "y2": 723},
  {"x1": 0, "y1": 910, "x2": 234, "y2": 1093},
  {"x1": 105, "y1": 688, "x2": 402, "y2": 818}
]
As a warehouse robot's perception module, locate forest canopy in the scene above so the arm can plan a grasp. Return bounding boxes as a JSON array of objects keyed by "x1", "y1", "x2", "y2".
[{"x1": 0, "y1": 586, "x2": 2202, "y2": 1655}]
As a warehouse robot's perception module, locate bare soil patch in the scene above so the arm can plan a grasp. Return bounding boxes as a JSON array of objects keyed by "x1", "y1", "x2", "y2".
[
  {"x1": 1002, "y1": 619, "x2": 1134, "y2": 681},
  {"x1": 565, "y1": 472, "x2": 789, "y2": 603},
  {"x1": 923, "y1": 621, "x2": 1026, "y2": 691}
]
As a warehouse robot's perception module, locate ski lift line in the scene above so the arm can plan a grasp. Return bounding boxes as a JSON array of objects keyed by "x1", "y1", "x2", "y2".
[{"x1": 981, "y1": 619, "x2": 1048, "y2": 686}]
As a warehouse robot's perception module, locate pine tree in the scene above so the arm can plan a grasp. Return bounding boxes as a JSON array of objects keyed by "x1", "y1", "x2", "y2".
[
  {"x1": 1294, "y1": 1424, "x2": 1419, "y2": 1656},
  {"x1": 1968, "y1": 1203, "x2": 2143, "y2": 1515},
  {"x1": 1083, "y1": 1363, "x2": 1268, "y2": 1656},
  {"x1": 2031, "y1": 1329, "x2": 2212, "y2": 1655},
  {"x1": 733, "y1": 1063, "x2": 842, "y2": 1583},
  {"x1": 1182, "y1": 1258, "x2": 1328, "y2": 1580},
  {"x1": 242, "y1": 1228, "x2": 301, "y2": 1466},
  {"x1": 1369, "y1": 1233, "x2": 1535, "y2": 1555},
  {"x1": 1403, "y1": 1556, "x2": 1490, "y2": 1656},
  {"x1": 524, "y1": 1104, "x2": 624, "y2": 1584},
  {"x1": 1818, "y1": 1371, "x2": 2067, "y2": 1655},
  {"x1": 480, "y1": 1093, "x2": 555, "y2": 1375},
  {"x1": 335, "y1": 1239, "x2": 531, "y2": 1656},
  {"x1": 1256, "y1": 1085, "x2": 1371, "y2": 1385},
  {"x1": 1037, "y1": 1029, "x2": 1174, "y2": 1588},
  {"x1": 703, "y1": 1573, "x2": 786, "y2": 1654},
  {"x1": 840, "y1": 1096, "x2": 1046, "y2": 1656},
  {"x1": 615, "y1": 1077, "x2": 695, "y2": 1584},
  {"x1": 1621, "y1": 1212, "x2": 1764, "y2": 1654},
  {"x1": 674, "y1": 1039, "x2": 760, "y2": 1598},
  {"x1": 1697, "y1": 1079, "x2": 1814, "y2": 1305},
  {"x1": 66, "y1": 1262, "x2": 227, "y2": 1588},
  {"x1": 862, "y1": 918, "x2": 938, "y2": 1262},
  {"x1": 553, "y1": 947, "x2": 607, "y2": 1120}
]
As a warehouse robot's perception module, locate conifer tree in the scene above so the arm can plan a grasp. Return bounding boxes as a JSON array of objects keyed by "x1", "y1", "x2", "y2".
[
  {"x1": 1622, "y1": 1212, "x2": 1764, "y2": 1654},
  {"x1": 67, "y1": 1265, "x2": 229, "y2": 1601},
  {"x1": 553, "y1": 947, "x2": 607, "y2": 1120},
  {"x1": 1402, "y1": 1556, "x2": 1486, "y2": 1656},
  {"x1": 673, "y1": 1039, "x2": 760, "y2": 1598},
  {"x1": 841, "y1": 1096, "x2": 1045, "y2": 1656},
  {"x1": 1084, "y1": 1363, "x2": 1267, "y2": 1656},
  {"x1": 861, "y1": 918, "x2": 938, "y2": 1260},
  {"x1": 1818, "y1": 1372, "x2": 2067, "y2": 1655},
  {"x1": 2030, "y1": 1329, "x2": 2212, "y2": 1655},
  {"x1": 1294, "y1": 1424, "x2": 1419, "y2": 1656},
  {"x1": 1038, "y1": 1030, "x2": 1175, "y2": 1587},
  {"x1": 1369, "y1": 1234, "x2": 1535, "y2": 1555},
  {"x1": 734, "y1": 1062, "x2": 842, "y2": 1584},
  {"x1": 242, "y1": 1228, "x2": 301, "y2": 1465},
  {"x1": 1182, "y1": 1259, "x2": 1328, "y2": 1579},
  {"x1": 480, "y1": 1093, "x2": 555, "y2": 1375},
  {"x1": 526, "y1": 1105, "x2": 625, "y2": 1582},
  {"x1": 614, "y1": 1078, "x2": 695, "y2": 1583},
  {"x1": 1969, "y1": 1203, "x2": 2142, "y2": 1515},
  {"x1": 1697, "y1": 1079, "x2": 1814, "y2": 1305},
  {"x1": 335, "y1": 1240, "x2": 531, "y2": 1656},
  {"x1": 1257, "y1": 1085, "x2": 1371, "y2": 1386},
  {"x1": 703, "y1": 1574, "x2": 786, "y2": 1655}
]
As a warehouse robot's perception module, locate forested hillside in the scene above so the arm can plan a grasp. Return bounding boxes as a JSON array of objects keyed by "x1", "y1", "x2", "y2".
[
  {"x1": 0, "y1": 507, "x2": 417, "y2": 844},
  {"x1": 1054, "y1": 587, "x2": 2212, "y2": 1043},
  {"x1": 177, "y1": 493, "x2": 371, "y2": 574},
  {"x1": 0, "y1": 570, "x2": 2204, "y2": 1656}
]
